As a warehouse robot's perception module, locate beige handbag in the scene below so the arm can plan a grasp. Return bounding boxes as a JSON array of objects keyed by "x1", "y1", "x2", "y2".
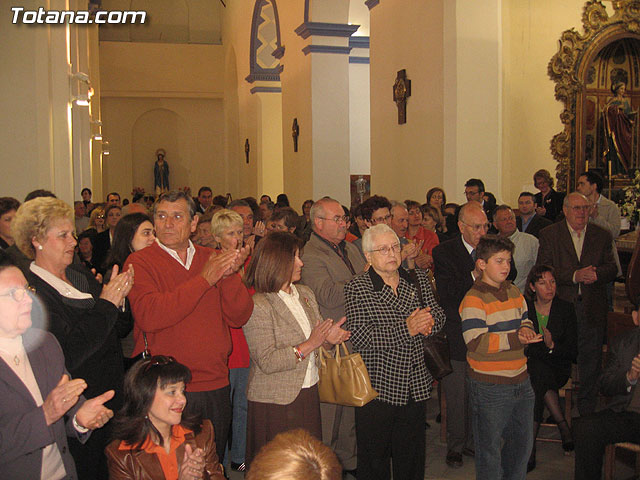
[{"x1": 318, "y1": 342, "x2": 378, "y2": 407}]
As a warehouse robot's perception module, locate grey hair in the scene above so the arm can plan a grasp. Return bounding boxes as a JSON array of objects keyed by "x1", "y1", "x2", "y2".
[
  {"x1": 227, "y1": 199, "x2": 250, "y2": 209},
  {"x1": 563, "y1": 191, "x2": 588, "y2": 207},
  {"x1": 390, "y1": 201, "x2": 408, "y2": 216},
  {"x1": 309, "y1": 197, "x2": 337, "y2": 226},
  {"x1": 362, "y1": 224, "x2": 399, "y2": 252},
  {"x1": 458, "y1": 201, "x2": 486, "y2": 225},
  {"x1": 154, "y1": 190, "x2": 196, "y2": 219}
]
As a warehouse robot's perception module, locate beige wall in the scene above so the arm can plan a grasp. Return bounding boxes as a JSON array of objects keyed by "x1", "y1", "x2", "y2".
[
  {"x1": 369, "y1": 0, "x2": 445, "y2": 204},
  {"x1": 99, "y1": 41, "x2": 226, "y2": 200},
  {"x1": 279, "y1": 2, "x2": 314, "y2": 209},
  {"x1": 501, "y1": 0, "x2": 586, "y2": 205},
  {"x1": 0, "y1": 0, "x2": 97, "y2": 205}
]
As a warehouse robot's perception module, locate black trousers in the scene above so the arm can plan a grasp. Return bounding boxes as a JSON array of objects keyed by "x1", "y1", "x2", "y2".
[
  {"x1": 574, "y1": 409, "x2": 640, "y2": 480},
  {"x1": 185, "y1": 385, "x2": 232, "y2": 461},
  {"x1": 355, "y1": 397, "x2": 426, "y2": 480},
  {"x1": 575, "y1": 299, "x2": 606, "y2": 415}
]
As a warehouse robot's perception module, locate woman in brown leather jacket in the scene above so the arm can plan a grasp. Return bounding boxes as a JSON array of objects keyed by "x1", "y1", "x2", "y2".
[{"x1": 105, "y1": 356, "x2": 225, "y2": 479}]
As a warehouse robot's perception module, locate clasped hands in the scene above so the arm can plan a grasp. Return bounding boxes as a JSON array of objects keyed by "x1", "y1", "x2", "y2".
[
  {"x1": 43, "y1": 374, "x2": 114, "y2": 430},
  {"x1": 178, "y1": 444, "x2": 206, "y2": 480},
  {"x1": 575, "y1": 265, "x2": 598, "y2": 284},
  {"x1": 100, "y1": 264, "x2": 135, "y2": 308},
  {"x1": 627, "y1": 353, "x2": 640, "y2": 384},
  {"x1": 406, "y1": 307, "x2": 434, "y2": 336},
  {"x1": 302, "y1": 317, "x2": 351, "y2": 355},
  {"x1": 200, "y1": 246, "x2": 250, "y2": 286}
]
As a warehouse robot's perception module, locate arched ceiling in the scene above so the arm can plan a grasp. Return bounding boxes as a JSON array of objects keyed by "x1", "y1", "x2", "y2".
[{"x1": 97, "y1": 0, "x2": 222, "y2": 45}]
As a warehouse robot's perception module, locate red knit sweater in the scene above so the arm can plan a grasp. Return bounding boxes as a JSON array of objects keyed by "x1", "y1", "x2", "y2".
[{"x1": 125, "y1": 243, "x2": 253, "y2": 392}]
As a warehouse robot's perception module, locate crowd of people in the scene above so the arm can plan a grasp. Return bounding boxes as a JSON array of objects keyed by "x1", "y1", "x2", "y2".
[{"x1": 0, "y1": 167, "x2": 636, "y2": 480}]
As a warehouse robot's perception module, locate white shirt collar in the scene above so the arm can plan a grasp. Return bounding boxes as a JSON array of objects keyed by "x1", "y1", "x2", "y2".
[
  {"x1": 30, "y1": 263, "x2": 93, "y2": 300},
  {"x1": 566, "y1": 219, "x2": 586, "y2": 236},
  {"x1": 156, "y1": 238, "x2": 196, "y2": 270},
  {"x1": 461, "y1": 235, "x2": 475, "y2": 254},
  {"x1": 277, "y1": 284, "x2": 299, "y2": 300}
]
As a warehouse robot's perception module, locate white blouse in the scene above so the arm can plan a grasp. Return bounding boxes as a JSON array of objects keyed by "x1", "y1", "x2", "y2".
[{"x1": 277, "y1": 284, "x2": 319, "y2": 388}]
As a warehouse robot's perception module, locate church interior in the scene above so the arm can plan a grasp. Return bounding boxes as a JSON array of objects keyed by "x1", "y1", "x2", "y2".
[{"x1": 6, "y1": 0, "x2": 640, "y2": 209}]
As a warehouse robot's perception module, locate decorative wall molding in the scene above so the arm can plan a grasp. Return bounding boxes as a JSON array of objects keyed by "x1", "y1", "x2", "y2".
[
  {"x1": 295, "y1": 22, "x2": 360, "y2": 39},
  {"x1": 365, "y1": 0, "x2": 380, "y2": 10},
  {"x1": 250, "y1": 86, "x2": 282, "y2": 94},
  {"x1": 246, "y1": 0, "x2": 283, "y2": 85},
  {"x1": 549, "y1": 0, "x2": 640, "y2": 191},
  {"x1": 302, "y1": 45, "x2": 352, "y2": 56},
  {"x1": 349, "y1": 36, "x2": 370, "y2": 49},
  {"x1": 349, "y1": 56, "x2": 370, "y2": 64},
  {"x1": 272, "y1": 45, "x2": 285, "y2": 59}
]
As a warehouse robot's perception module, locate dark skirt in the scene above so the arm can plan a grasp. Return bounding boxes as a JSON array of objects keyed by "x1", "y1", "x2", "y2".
[
  {"x1": 527, "y1": 357, "x2": 570, "y2": 422},
  {"x1": 245, "y1": 384, "x2": 322, "y2": 467}
]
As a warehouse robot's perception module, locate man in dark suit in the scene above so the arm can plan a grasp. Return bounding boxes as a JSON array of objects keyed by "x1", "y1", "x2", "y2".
[
  {"x1": 573, "y1": 302, "x2": 640, "y2": 479},
  {"x1": 516, "y1": 191, "x2": 552, "y2": 238},
  {"x1": 537, "y1": 192, "x2": 617, "y2": 415}
]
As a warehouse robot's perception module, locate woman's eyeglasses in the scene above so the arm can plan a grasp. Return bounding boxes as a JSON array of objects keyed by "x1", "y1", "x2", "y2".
[
  {"x1": 369, "y1": 243, "x2": 401, "y2": 255},
  {"x1": 143, "y1": 355, "x2": 175, "y2": 372},
  {"x1": 0, "y1": 286, "x2": 35, "y2": 302}
]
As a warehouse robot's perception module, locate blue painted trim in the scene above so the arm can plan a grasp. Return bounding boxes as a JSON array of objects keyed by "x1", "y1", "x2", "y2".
[
  {"x1": 250, "y1": 86, "x2": 282, "y2": 94},
  {"x1": 365, "y1": 0, "x2": 379, "y2": 10},
  {"x1": 349, "y1": 36, "x2": 370, "y2": 49},
  {"x1": 247, "y1": 0, "x2": 283, "y2": 85},
  {"x1": 245, "y1": 70, "x2": 282, "y2": 83},
  {"x1": 302, "y1": 45, "x2": 352, "y2": 55},
  {"x1": 272, "y1": 45, "x2": 285, "y2": 59},
  {"x1": 349, "y1": 56, "x2": 370, "y2": 64},
  {"x1": 295, "y1": 22, "x2": 360, "y2": 39}
]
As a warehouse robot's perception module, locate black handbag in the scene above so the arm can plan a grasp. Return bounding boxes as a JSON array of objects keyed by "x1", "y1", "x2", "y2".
[
  {"x1": 408, "y1": 268, "x2": 453, "y2": 380},
  {"x1": 124, "y1": 332, "x2": 151, "y2": 371}
]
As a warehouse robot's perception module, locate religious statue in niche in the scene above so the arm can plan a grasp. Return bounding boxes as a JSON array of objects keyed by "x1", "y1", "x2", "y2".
[
  {"x1": 154, "y1": 148, "x2": 170, "y2": 195},
  {"x1": 603, "y1": 82, "x2": 637, "y2": 176}
]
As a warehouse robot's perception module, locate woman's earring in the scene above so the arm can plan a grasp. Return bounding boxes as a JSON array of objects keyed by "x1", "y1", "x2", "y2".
[{"x1": 37, "y1": 245, "x2": 43, "y2": 251}]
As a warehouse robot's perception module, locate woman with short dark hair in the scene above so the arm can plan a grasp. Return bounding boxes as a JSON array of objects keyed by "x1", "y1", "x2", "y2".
[
  {"x1": 105, "y1": 356, "x2": 225, "y2": 479},
  {"x1": 242, "y1": 232, "x2": 350, "y2": 467}
]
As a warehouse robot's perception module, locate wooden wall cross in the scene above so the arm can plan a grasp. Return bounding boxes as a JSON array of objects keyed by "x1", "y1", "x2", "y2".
[
  {"x1": 292, "y1": 118, "x2": 299, "y2": 152},
  {"x1": 393, "y1": 69, "x2": 411, "y2": 124}
]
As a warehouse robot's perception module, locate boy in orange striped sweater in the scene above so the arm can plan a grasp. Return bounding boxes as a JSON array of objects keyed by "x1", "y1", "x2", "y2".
[{"x1": 460, "y1": 235, "x2": 542, "y2": 480}]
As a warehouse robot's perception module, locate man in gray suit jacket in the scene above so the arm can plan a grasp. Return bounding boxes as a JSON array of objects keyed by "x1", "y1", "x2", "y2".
[
  {"x1": 300, "y1": 197, "x2": 367, "y2": 475},
  {"x1": 537, "y1": 192, "x2": 617, "y2": 415}
]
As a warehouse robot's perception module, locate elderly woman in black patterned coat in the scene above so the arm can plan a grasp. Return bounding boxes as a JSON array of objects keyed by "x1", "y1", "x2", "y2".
[{"x1": 345, "y1": 224, "x2": 446, "y2": 480}]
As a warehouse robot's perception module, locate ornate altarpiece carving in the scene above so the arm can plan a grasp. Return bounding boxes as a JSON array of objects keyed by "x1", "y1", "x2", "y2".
[{"x1": 549, "y1": 0, "x2": 640, "y2": 191}]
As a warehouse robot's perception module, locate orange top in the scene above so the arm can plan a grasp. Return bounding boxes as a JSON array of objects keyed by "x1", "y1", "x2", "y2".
[
  {"x1": 345, "y1": 231, "x2": 358, "y2": 243},
  {"x1": 119, "y1": 424, "x2": 192, "y2": 480}
]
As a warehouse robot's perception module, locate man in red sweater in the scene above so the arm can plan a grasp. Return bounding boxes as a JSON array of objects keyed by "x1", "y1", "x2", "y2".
[{"x1": 125, "y1": 190, "x2": 253, "y2": 461}]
